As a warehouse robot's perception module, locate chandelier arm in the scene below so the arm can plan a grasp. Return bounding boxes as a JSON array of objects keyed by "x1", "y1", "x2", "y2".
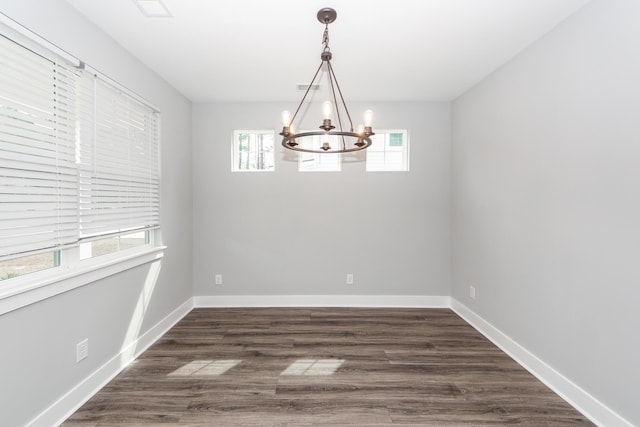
[
  {"x1": 289, "y1": 61, "x2": 325, "y2": 127},
  {"x1": 326, "y1": 64, "x2": 347, "y2": 150},
  {"x1": 327, "y1": 61, "x2": 354, "y2": 132}
]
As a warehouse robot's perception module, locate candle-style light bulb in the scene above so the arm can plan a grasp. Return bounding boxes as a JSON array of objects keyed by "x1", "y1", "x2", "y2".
[
  {"x1": 281, "y1": 110, "x2": 291, "y2": 126},
  {"x1": 357, "y1": 124, "x2": 364, "y2": 134},
  {"x1": 320, "y1": 101, "x2": 335, "y2": 131},
  {"x1": 322, "y1": 101, "x2": 332, "y2": 120},
  {"x1": 363, "y1": 109, "x2": 373, "y2": 127}
]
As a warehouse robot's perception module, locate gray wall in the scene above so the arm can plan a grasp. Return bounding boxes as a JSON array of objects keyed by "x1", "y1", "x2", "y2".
[
  {"x1": 451, "y1": 0, "x2": 640, "y2": 424},
  {"x1": 192, "y1": 102, "x2": 450, "y2": 298},
  {"x1": 0, "y1": 1, "x2": 192, "y2": 426}
]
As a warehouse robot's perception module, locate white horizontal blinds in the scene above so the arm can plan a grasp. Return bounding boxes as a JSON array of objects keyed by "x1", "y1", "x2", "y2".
[
  {"x1": 78, "y1": 76, "x2": 159, "y2": 239},
  {"x1": 0, "y1": 34, "x2": 79, "y2": 259}
]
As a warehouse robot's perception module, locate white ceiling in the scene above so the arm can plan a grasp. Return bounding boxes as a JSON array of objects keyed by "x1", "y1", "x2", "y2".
[{"x1": 64, "y1": 0, "x2": 590, "y2": 103}]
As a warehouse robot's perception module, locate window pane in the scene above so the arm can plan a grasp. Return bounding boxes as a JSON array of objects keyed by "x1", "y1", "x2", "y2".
[
  {"x1": 385, "y1": 152, "x2": 405, "y2": 171},
  {"x1": 79, "y1": 231, "x2": 149, "y2": 260},
  {"x1": 233, "y1": 131, "x2": 275, "y2": 171},
  {"x1": 365, "y1": 152, "x2": 386, "y2": 172},
  {"x1": 81, "y1": 237, "x2": 118, "y2": 259},
  {"x1": 369, "y1": 134, "x2": 386, "y2": 152},
  {"x1": 119, "y1": 231, "x2": 148, "y2": 250},
  {"x1": 0, "y1": 252, "x2": 59, "y2": 281},
  {"x1": 298, "y1": 134, "x2": 341, "y2": 172},
  {"x1": 389, "y1": 133, "x2": 404, "y2": 147}
]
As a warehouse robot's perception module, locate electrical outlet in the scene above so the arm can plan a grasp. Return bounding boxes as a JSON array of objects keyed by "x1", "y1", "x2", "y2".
[
  {"x1": 346, "y1": 273, "x2": 354, "y2": 285},
  {"x1": 469, "y1": 286, "x2": 476, "y2": 300},
  {"x1": 215, "y1": 274, "x2": 222, "y2": 285},
  {"x1": 76, "y1": 339, "x2": 89, "y2": 363}
]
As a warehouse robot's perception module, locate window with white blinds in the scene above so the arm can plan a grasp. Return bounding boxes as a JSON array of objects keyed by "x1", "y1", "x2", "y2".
[
  {"x1": 0, "y1": 29, "x2": 160, "y2": 264},
  {"x1": 77, "y1": 75, "x2": 160, "y2": 240},
  {"x1": 0, "y1": 34, "x2": 78, "y2": 259}
]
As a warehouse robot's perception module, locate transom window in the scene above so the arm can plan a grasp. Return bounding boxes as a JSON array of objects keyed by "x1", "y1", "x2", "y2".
[
  {"x1": 232, "y1": 130, "x2": 275, "y2": 172},
  {"x1": 366, "y1": 130, "x2": 409, "y2": 172},
  {"x1": 298, "y1": 134, "x2": 341, "y2": 172}
]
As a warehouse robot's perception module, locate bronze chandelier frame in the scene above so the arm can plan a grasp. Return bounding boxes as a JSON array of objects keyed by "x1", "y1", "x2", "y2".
[{"x1": 279, "y1": 8, "x2": 375, "y2": 154}]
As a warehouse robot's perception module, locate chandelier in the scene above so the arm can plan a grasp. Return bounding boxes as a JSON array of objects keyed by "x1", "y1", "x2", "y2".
[{"x1": 279, "y1": 7, "x2": 374, "y2": 154}]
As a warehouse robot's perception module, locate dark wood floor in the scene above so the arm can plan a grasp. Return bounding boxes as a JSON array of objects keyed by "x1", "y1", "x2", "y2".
[{"x1": 63, "y1": 308, "x2": 594, "y2": 426}]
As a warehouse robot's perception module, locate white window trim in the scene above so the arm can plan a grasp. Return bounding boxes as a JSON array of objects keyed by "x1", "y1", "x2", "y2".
[{"x1": 0, "y1": 244, "x2": 166, "y2": 316}]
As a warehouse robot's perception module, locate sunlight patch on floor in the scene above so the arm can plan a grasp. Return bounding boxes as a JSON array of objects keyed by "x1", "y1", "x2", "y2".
[
  {"x1": 280, "y1": 359, "x2": 345, "y2": 376},
  {"x1": 168, "y1": 359, "x2": 242, "y2": 377}
]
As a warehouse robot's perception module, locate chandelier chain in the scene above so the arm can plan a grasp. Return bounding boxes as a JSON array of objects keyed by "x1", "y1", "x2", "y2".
[{"x1": 322, "y1": 24, "x2": 330, "y2": 53}]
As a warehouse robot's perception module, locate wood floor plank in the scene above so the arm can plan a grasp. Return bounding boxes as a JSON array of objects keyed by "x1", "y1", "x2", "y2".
[
  {"x1": 63, "y1": 308, "x2": 594, "y2": 426},
  {"x1": 180, "y1": 398, "x2": 393, "y2": 425}
]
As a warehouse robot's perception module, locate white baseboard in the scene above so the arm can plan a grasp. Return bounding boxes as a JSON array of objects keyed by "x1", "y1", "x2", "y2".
[
  {"x1": 450, "y1": 299, "x2": 633, "y2": 427},
  {"x1": 28, "y1": 298, "x2": 193, "y2": 427},
  {"x1": 194, "y1": 294, "x2": 451, "y2": 308}
]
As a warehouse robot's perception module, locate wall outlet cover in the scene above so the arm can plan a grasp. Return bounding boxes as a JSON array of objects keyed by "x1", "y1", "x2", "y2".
[{"x1": 76, "y1": 338, "x2": 89, "y2": 363}]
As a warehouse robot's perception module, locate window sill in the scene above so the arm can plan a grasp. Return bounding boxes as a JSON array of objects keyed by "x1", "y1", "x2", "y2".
[{"x1": 0, "y1": 246, "x2": 166, "y2": 316}]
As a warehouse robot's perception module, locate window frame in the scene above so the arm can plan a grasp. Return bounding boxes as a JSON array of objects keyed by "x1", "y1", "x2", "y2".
[
  {"x1": 365, "y1": 129, "x2": 410, "y2": 172},
  {"x1": 0, "y1": 236, "x2": 164, "y2": 316},
  {"x1": 231, "y1": 130, "x2": 275, "y2": 172}
]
